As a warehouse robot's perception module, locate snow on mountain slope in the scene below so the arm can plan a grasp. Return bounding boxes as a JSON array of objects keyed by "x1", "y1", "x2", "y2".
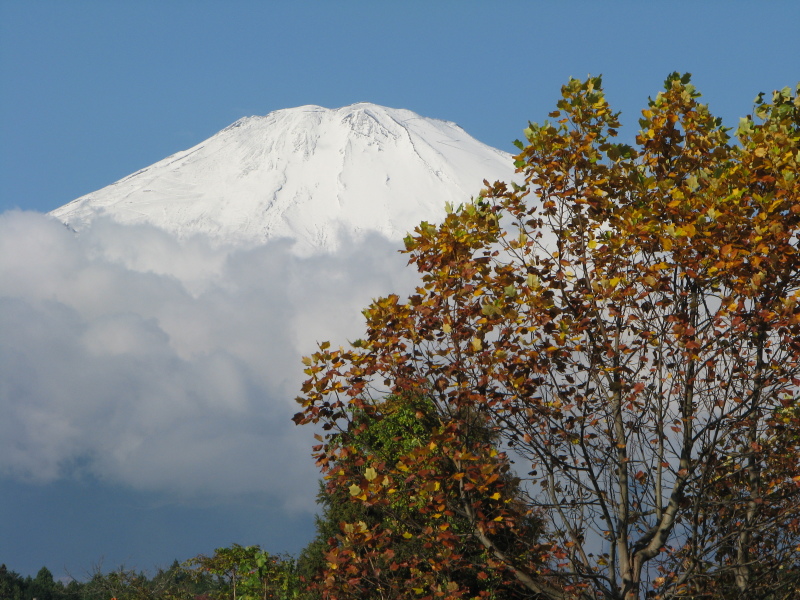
[{"x1": 50, "y1": 103, "x2": 516, "y2": 252}]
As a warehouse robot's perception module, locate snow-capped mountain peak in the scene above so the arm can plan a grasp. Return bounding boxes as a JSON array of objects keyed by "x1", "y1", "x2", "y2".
[{"x1": 50, "y1": 103, "x2": 516, "y2": 252}]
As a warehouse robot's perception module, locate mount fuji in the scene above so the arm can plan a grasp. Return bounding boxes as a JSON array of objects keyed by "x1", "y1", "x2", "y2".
[{"x1": 50, "y1": 103, "x2": 516, "y2": 252}]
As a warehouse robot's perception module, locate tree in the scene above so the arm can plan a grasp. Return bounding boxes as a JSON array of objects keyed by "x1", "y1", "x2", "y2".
[
  {"x1": 185, "y1": 545, "x2": 254, "y2": 600},
  {"x1": 82, "y1": 562, "x2": 204, "y2": 600},
  {"x1": 29, "y1": 566, "x2": 60, "y2": 600},
  {"x1": 0, "y1": 565, "x2": 68, "y2": 600},
  {"x1": 185, "y1": 544, "x2": 299, "y2": 600},
  {"x1": 239, "y1": 550, "x2": 299, "y2": 600},
  {"x1": 296, "y1": 76, "x2": 800, "y2": 600},
  {"x1": 297, "y1": 394, "x2": 538, "y2": 600},
  {"x1": 0, "y1": 564, "x2": 27, "y2": 600}
]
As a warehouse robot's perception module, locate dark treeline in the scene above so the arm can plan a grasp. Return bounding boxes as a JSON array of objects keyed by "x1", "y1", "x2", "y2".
[
  {"x1": 1, "y1": 543, "x2": 312, "y2": 600},
  {"x1": 1, "y1": 561, "x2": 213, "y2": 600}
]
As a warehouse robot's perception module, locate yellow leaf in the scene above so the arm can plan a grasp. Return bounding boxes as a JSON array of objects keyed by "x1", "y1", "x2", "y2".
[
  {"x1": 442, "y1": 322, "x2": 452, "y2": 334},
  {"x1": 364, "y1": 467, "x2": 377, "y2": 481},
  {"x1": 424, "y1": 481, "x2": 441, "y2": 493},
  {"x1": 403, "y1": 532, "x2": 413, "y2": 539},
  {"x1": 490, "y1": 492, "x2": 501, "y2": 500},
  {"x1": 471, "y1": 337, "x2": 482, "y2": 351},
  {"x1": 349, "y1": 484, "x2": 361, "y2": 496}
]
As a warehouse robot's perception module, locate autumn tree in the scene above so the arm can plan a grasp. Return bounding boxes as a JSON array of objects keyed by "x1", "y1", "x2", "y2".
[
  {"x1": 297, "y1": 394, "x2": 537, "y2": 600},
  {"x1": 295, "y1": 76, "x2": 800, "y2": 600}
]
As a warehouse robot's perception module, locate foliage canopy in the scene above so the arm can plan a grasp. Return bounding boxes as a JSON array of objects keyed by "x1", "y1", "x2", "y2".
[
  {"x1": 298, "y1": 393, "x2": 537, "y2": 600},
  {"x1": 295, "y1": 76, "x2": 800, "y2": 600}
]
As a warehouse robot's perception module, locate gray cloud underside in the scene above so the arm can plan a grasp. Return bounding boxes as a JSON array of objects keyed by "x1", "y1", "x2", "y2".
[{"x1": 0, "y1": 211, "x2": 419, "y2": 512}]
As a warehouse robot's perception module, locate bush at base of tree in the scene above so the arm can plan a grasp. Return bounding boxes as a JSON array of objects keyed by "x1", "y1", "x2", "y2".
[{"x1": 296, "y1": 394, "x2": 541, "y2": 600}]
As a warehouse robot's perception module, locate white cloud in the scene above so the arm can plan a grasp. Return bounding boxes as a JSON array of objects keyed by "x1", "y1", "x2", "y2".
[{"x1": 0, "y1": 211, "x2": 417, "y2": 512}]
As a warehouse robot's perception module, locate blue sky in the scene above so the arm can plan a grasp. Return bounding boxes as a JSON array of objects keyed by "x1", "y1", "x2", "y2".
[{"x1": 1, "y1": 0, "x2": 799, "y2": 580}]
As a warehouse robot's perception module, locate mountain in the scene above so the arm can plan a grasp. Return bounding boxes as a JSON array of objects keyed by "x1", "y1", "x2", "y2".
[{"x1": 50, "y1": 103, "x2": 516, "y2": 253}]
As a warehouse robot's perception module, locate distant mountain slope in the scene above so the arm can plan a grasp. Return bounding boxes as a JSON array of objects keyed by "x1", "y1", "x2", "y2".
[{"x1": 50, "y1": 103, "x2": 516, "y2": 252}]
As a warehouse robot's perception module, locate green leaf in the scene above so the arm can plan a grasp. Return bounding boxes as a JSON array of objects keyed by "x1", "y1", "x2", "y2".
[{"x1": 482, "y1": 302, "x2": 501, "y2": 317}]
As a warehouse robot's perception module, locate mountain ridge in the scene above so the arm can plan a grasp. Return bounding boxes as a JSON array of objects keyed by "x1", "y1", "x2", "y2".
[{"x1": 50, "y1": 103, "x2": 516, "y2": 253}]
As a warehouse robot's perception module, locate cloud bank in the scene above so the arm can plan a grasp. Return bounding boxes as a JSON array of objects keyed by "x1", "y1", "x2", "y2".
[{"x1": 0, "y1": 211, "x2": 418, "y2": 512}]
